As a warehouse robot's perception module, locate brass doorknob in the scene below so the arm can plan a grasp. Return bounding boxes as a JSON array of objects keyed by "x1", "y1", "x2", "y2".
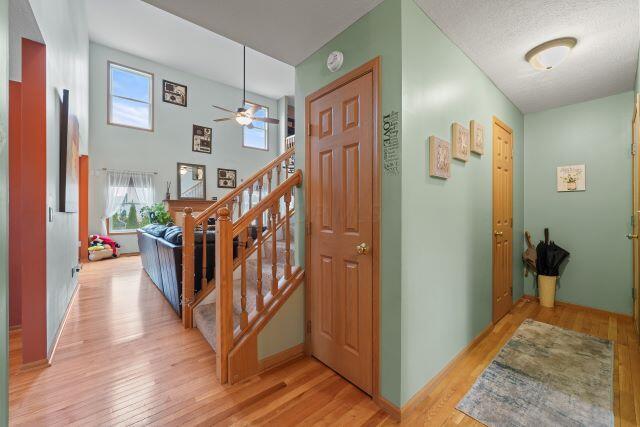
[
  {"x1": 627, "y1": 234, "x2": 638, "y2": 240},
  {"x1": 494, "y1": 231, "x2": 503, "y2": 236},
  {"x1": 356, "y1": 242, "x2": 370, "y2": 255}
]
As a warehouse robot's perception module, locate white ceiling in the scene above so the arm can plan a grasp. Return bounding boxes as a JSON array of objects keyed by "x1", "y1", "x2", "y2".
[
  {"x1": 142, "y1": 0, "x2": 385, "y2": 66},
  {"x1": 416, "y1": 0, "x2": 640, "y2": 113},
  {"x1": 85, "y1": 0, "x2": 295, "y2": 100},
  {"x1": 9, "y1": 0, "x2": 44, "y2": 81}
]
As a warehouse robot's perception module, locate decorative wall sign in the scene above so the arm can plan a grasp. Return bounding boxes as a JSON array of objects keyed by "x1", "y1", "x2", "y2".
[
  {"x1": 192, "y1": 125, "x2": 212, "y2": 154},
  {"x1": 326, "y1": 51, "x2": 344, "y2": 72},
  {"x1": 557, "y1": 164, "x2": 586, "y2": 192},
  {"x1": 217, "y1": 168, "x2": 237, "y2": 188},
  {"x1": 383, "y1": 111, "x2": 400, "y2": 176},
  {"x1": 429, "y1": 136, "x2": 451, "y2": 179},
  {"x1": 451, "y1": 122, "x2": 470, "y2": 161},
  {"x1": 470, "y1": 120, "x2": 485, "y2": 155},
  {"x1": 163, "y1": 80, "x2": 187, "y2": 107}
]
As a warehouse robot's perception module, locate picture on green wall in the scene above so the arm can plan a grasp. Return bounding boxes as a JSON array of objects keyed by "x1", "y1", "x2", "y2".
[
  {"x1": 429, "y1": 136, "x2": 451, "y2": 179},
  {"x1": 470, "y1": 120, "x2": 485, "y2": 155},
  {"x1": 452, "y1": 123, "x2": 470, "y2": 161},
  {"x1": 557, "y1": 164, "x2": 586, "y2": 192}
]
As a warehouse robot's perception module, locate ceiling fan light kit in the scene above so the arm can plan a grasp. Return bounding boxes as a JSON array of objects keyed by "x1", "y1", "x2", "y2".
[{"x1": 525, "y1": 37, "x2": 577, "y2": 71}]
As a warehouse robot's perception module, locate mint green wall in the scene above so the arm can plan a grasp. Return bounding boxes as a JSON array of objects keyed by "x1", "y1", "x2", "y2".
[
  {"x1": 294, "y1": 0, "x2": 403, "y2": 405},
  {"x1": 524, "y1": 92, "x2": 634, "y2": 315},
  {"x1": 399, "y1": 0, "x2": 524, "y2": 405},
  {"x1": 0, "y1": 0, "x2": 8, "y2": 422}
]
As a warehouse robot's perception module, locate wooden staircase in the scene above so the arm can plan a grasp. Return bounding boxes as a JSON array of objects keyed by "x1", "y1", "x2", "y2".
[{"x1": 180, "y1": 147, "x2": 304, "y2": 384}]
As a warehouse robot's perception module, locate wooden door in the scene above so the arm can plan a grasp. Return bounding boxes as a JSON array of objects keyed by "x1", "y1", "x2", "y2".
[
  {"x1": 492, "y1": 118, "x2": 513, "y2": 322},
  {"x1": 307, "y1": 69, "x2": 375, "y2": 394},
  {"x1": 632, "y1": 94, "x2": 640, "y2": 334}
]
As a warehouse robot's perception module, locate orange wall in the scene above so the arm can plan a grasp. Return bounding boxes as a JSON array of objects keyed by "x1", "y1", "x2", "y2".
[
  {"x1": 79, "y1": 155, "x2": 89, "y2": 263},
  {"x1": 20, "y1": 38, "x2": 47, "y2": 363},
  {"x1": 9, "y1": 81, "x2": 22, "y2": 328}
]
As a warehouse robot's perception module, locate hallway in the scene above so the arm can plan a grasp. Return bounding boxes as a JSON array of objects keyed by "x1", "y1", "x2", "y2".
[{"x1": 8, "y1": 257, "x2": 390, "y2": 426}]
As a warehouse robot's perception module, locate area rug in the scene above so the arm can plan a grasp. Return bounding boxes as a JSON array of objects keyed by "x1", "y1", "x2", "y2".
[{"x1": 456, "y1": 319, "x2": 613, "y2": 427}]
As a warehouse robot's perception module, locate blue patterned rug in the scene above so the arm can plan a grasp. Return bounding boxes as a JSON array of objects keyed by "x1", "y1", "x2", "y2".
[{"x1": 457, "y1": 319, "x2": 613, "y2": 426}]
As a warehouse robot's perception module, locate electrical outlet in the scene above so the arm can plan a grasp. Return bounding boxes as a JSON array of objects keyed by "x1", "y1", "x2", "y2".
[{"x1": 48, "y1": 206, "x2": 54, "y2": 222}]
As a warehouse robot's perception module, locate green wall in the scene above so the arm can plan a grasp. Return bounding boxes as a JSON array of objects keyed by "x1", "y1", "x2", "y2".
[
  {"x1": 399, "y1": 0, "x2": 524, "y2": 405},
  {"x1": 0, "y1": 0, "x2": 8, "y2": 422},
  {"x1": 524, "y1": 91, "x2": 634, "y2": 315},
  {"x1": 294, "y1": 0, "x2": 403, "y2": 405}
]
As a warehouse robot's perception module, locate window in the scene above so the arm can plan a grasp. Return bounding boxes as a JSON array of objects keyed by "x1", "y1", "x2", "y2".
[
  {"x1": 108, "y1": 62, "x2": 154, "y2": 131},
  {"x1": 105, "y1": 171, "x2": 155, "y2": 234},
  {"x1": 243, "y1": 101, "x2": 268, "y2": 150}
]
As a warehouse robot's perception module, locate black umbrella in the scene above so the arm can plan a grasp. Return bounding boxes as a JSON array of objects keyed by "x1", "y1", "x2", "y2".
[{"x1": 536, "y1": 228, "x2": 570, "y2": 276}]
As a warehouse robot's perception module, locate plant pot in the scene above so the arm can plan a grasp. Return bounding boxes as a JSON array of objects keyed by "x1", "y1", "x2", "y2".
[{"x1": 538, "y1": 275, "x2": 557, "y2": 308}]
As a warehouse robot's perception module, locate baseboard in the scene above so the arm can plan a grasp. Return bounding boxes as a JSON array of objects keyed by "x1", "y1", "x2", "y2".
[
  {"x1": 374, "y1": 395, "x2": 401, "y2": 421},
  {"x1": 47, "y1": 281, "x2": 80, "y2": 365},
  {"x1": 20, "y1": 358, "x2": 50, "y2": 372},
  {"x1": 401, "y1": 321, "x2": 494, "y2": 416},
  {"x1": 259, "y1": 343, "x2": 305, "y2": 373},
  {"x1": 9, "y1": 324, "x2": 22, "y2": 331},
  {"x1": 118, "y1": 252, "x2": 140, "y2": 257},
  {"x1": 523, "y1": 294, "x2": 632, "y2": 320}
]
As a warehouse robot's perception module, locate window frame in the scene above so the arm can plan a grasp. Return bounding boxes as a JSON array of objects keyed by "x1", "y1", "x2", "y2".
[
  {"x1": 107, "y1": 61, "x2": 155, "y2": 132},
  {"x1": 105, "y1": 175, "x2": 154, "y2": 235},
  {"x1": 242, "y1": 100, "x2": 269, "y2": 151}
]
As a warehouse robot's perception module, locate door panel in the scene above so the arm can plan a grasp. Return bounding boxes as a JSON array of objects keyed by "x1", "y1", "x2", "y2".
[
  {"x1": 492, "y1": 119, "x2": 513, "y2": 322},
  {"x1": 309, "y1": 72, "x2": 373, "y2": 394}
]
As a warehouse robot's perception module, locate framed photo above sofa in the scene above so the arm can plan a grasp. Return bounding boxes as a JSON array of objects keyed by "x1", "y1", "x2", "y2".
[
  {"x1": 163, "y1": 80, "x2": 187, "y2": 107},
  {"x1": 217, "y1": 168, "x2": 237, "y2": 188}
]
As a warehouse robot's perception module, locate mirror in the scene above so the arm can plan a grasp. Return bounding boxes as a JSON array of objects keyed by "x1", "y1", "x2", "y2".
[{"x1": 177, "y1": 163, "x2": 206, "y2": 200}]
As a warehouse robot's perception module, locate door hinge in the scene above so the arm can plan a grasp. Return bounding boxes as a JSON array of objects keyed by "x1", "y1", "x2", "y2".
[
  {"x1": 633, "y1": 287, "x2": 636, "y2": 301},
  {"x1": 306, "y1": 222, "x2": 312, "y2": 236},
  {"x1": 632, "y1": 142, "x2": 637, "y2": 156},
  {"x1": 510, "y1": 218, "x2": 513, "y2": 228},
  {"x1": 306, "y1": 320, "x2": 312, "y2": 334},
  {"x1": 307, "y1": 123, "x2": 312, "y2": 136}
]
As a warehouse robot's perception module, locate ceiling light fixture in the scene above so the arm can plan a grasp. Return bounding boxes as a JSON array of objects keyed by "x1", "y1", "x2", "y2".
[{"x1": 525, "y1": 37, "x2": 577, "y2": 71}]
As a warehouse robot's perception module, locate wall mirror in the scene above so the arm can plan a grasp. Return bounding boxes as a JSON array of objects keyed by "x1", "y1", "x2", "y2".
[{"x1": 177, "y1": 162, "x2": 206, "y2": 200}]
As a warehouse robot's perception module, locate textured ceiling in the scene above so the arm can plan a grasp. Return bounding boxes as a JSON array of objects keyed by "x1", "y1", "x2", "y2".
[
  {"x1": 9, "y1": 0, "x2": 44, "y2": 81},
  {"x1": 416, "y1": 0, "x2": 640, "y2": 113},
  {"x1": 142, "y1": 0, "x2": 385, "y2": 66},
  {"x1": 86, "y1": 0, "x2": 295, "y2": 99}
]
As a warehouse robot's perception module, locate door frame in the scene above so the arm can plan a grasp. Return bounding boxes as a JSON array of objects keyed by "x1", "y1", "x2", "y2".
[
  {"x1": 633, "y1": 93, "x2": 640, "y2": 333},
  {"x1": 492, "y1": 116, "x2": 514, "y2": 322},
  {"x1": 304, "y1": 57, "x2": 381, "y2": 399}
]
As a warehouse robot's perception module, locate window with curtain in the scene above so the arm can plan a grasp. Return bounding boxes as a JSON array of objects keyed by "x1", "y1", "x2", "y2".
[
  {"x1": 105, "y1": 171, "x2": 155, "y2": 234},
  {"x1": 243, "y1": 101, "x2": 268, "y2": 150},
  {"x1": 108, "y1": 62, "x2": 154, "y2": 131}
]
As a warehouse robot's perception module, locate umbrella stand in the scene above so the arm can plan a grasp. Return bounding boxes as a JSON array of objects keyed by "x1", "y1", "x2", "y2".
[{"x1": 535, "y1": 228, "x2": 570, "y2": 308}]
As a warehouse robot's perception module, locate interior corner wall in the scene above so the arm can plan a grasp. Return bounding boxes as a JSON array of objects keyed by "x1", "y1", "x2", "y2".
[
  {"x1": 0, "y1": 0, "x2": 9, "y2": 422},
  {"x1": 28, "y1": 0, "x2": 89, "y2": 354},
  {"x1": 399, "y1": 0, "x2": 525, "y2": 405},
  {"x1": 524, "y1": 91, "x2": 634, "y2": 315},
  {"x1": 292, "y1": 0, "x2": 403, "y2": 406},
  {"x1": 8, "y1": 81, "x2": 21, "y2": 328}
]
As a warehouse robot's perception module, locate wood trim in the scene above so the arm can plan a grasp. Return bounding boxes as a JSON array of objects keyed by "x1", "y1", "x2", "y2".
[
  {"x1": 374, "y1": 395, "x2": 401, "y2": 421},
  {"x1": 47, "y1": 281, "x2": 80, "y2": 364},
  {"x1": 79, "y1": 155, "x2": 89, "y2": 263},
  {"x1": 523, "y1": 294, "x2": 633, "y2": 320},
  {"x1": 105, "y1": 218, "x2": 138, "y2": 236},
  {"x1": 492, "y1": 115, "x2": 513, "y2": 134},
  {"x1": 118, "y1": 252, "x2": 140, "y2": 257},
  {"x1": 401, "y1": 321, "x2": 494, "y2": 415},
  {"x1": 20, "y1": 358, "x2": 50, "y2": 372},
  {"x1": 258, "y1": 343, "x2": 305, "y2": 372},
  {"x1": 304, "y1": 57, "x2": 381, "y2": 399}
]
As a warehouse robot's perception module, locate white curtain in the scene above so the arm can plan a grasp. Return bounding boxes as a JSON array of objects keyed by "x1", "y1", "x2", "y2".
[{"x1": 102, "y1": 170, "x2": 155, "y2": 234}]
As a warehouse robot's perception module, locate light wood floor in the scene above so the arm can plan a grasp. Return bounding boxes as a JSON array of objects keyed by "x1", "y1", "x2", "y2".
[{"x1": 9, "y1": 256, "x2": 639, "y2": 426}]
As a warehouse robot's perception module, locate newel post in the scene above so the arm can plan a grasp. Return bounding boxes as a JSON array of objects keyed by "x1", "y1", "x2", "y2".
[
  {"x1": 182, "y1": 207, "x2": 195, "y2": 328},
  {"x1": 215, "y1": 206, "x2": 234, "y2": 384}
]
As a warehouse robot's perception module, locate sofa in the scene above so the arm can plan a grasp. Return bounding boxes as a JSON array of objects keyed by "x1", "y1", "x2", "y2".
[{"x1": 137, "y1": 224, "x2": 258, "y2": 316}]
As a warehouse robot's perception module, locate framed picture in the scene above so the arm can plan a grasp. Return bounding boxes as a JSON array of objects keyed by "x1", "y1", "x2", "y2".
[
  {"x1": 163, "y1": 80, "x2": 187, "y2": 107},
  {"x1": 217, "y1": 168, "x2": 237, "y2": 188},
  {"x1": 451, "y1": 122, "x2": 470, "y2": 161},
  {"x1": 470, "y1": 120, "x2": 485, "y2": 155},
  {"x1": 192, "y1": 125, "x2": 212, "y2": 154},
  {"x1": 429, "y1": 136, "x2": 451, "y2": 179},
  {"x1": 557, "y1": 164, "x2": 586, "y2": 192}
]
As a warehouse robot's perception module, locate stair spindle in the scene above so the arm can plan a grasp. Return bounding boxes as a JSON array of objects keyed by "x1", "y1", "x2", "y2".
[
  {"x1": 256, "y1": 213, "x2": 264, "y2": 311},
  {"x1": 284, "y1": 191, "x2": 292, "y2": 280},
  {"x1": 270, "y1": 203, "x2": 278, "y2": 295},
  {"x1": 239, "y1": 228, "x2": 248, "y2": 329},
  {"x1": 201, "y1": 216, "x2": 208, "y2": 291}
]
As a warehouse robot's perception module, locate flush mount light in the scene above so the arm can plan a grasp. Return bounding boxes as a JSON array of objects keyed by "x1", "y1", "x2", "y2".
[{"x1": 525, "y1": 37, "x2": 577, "y2": 71}]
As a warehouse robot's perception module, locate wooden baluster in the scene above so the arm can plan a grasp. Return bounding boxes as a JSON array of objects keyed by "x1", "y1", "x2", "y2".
[
  {"x1": 248, "y1": 182, "x2": 254, "y2": 211},
  {"x1": 266, "y1": 170, "x2": 273, "y2": 229},
  {"x1": 270, "y1": 202, "x2": 278, "y2": 295},
  {"x1": 239, "y1": 228, "x2": 248, "y2": 329},
  {"x1": 228, "y1": 198, "x2": 235, "y2": 222},
  {"x1": 182, "y1": 207, "x2": 195, "y2": 328},
  {"x1": 258, "y1": 176, "x2": 263, "y2": 203},
  {"x1": 284, "y1": 190, "x2": 292, "y2": 280},
  {"x1": 201, "y1": 216, "x2": 208, "y2": 291},
  {"x1": 215, "y1": 206, "x2": 233, "y2": 384},
  {"x1": 237, "y1": 192, "x2": 243, "y2": 218},
  {"x1": 256, "y1": 213, "x2": 264, "y2": 311},
  {"x1": 276, "y1": 162, "x2": 282, "y2": 186}
]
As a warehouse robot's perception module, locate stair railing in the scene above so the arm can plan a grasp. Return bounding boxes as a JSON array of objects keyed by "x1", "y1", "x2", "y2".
[
  {"x1": 215, "y1": 169, "x2": 302, "y2": 383},
  {"x1": 181, "y1": 147, "x2": 296, "y2": 328}
]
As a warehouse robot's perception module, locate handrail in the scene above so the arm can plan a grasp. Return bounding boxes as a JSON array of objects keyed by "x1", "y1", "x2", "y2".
[{"x1": 194, "y1": 147, "x2": 295, "y2": 223}]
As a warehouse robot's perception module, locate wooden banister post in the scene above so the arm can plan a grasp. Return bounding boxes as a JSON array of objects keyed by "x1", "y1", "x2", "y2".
[
  {"x1": 182, "y1": 207, "x2": 195, "y2": 328},
  {"x1": 215, "y1": 206, "x2": 233, "y2": 384},
  {"x1": 284, "y1": 190, "x2": 292, "y2": 280}
]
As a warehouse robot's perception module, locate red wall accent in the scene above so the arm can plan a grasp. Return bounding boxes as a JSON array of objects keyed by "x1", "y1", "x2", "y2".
[
  {"x1": 20, "y1": 38, "x2": 48, "y2": 363},
  {"x1": 9, "y1": 81, "x2": 22, "y2": 328},
  {"x1": 79, "y1": 155, "x2": 89, "y2": 263}
]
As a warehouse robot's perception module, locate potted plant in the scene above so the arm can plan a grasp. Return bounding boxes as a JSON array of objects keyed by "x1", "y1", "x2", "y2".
[{"x1": 140, "y1": 203, "x2": 172, "y2": 226}]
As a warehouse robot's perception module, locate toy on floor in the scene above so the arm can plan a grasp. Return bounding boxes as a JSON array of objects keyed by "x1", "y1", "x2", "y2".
[{"x1": 88, "y1": 234, "x2": 121, "y2": 261}]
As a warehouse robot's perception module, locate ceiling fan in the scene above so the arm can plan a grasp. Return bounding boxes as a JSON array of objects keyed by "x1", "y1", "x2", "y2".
[{"x1": 212, "y1": 45, "x2": 280, "y2": 128}]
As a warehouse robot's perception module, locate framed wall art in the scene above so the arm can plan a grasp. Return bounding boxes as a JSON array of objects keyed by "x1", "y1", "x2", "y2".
[
  {"x1": 192, "y1": 125, "x2": 212, "y2": 154},
  {"x1": 217, "y1": 168, "x2": 237, "y2": 188},
  {"x1": 470, "y1": 120, "x2": 485, "y2": 155},
  {"x1": 429, "y1": 136, "x2": 451, "y2": 179},
  {"x1": 557, "y1": 164, "x2": 586, "y2": 192},
  {"x1": 163, "y1": 80, "x2": 187, "y2": 107},
  {"x1": 451, "y1": 122, "x2": 470, "y2": 161}
]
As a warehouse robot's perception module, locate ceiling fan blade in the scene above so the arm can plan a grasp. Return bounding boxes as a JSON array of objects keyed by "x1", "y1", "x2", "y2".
[
  {"x1": 212, "y1": 105, "x2": 236, "y2": 114},
  {"x1": 246, "y1": 104, "x2": 259, "y2": 115},
  {"x1": 213, "y1": 117, "x2": 234, "y2": 122},
  {"x1": 252, "y1": 117, "x2": 280, "y2": 125}
]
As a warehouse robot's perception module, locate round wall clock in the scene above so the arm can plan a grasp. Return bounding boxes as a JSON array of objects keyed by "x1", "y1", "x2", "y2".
[{"x1": 326, "y1": 51, "x2": 344, "y2": 73}]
